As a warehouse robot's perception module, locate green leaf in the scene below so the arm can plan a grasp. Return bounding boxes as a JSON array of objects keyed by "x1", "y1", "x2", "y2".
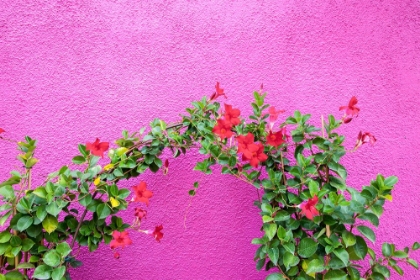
[
  {"x1": 0, "y1": 211, "x2": 12, "y2": 226},
  {"x1": 33, "y1": 187, "x2": 47, "y2": 199},
  {"x1": 33, "y1": 265, "x2": 52, "y2": 279},
  {"x1": 373, "y1": 264, "x2": 390, "y2": 278},
  {"x1": 0, "y1": 231, "x2": 11, "y2": 243},
  {"x1": 56, "y1": 242, "x2": 72, "y2": 257},
  {"x1": 358, "y1": 213, "x2": 379, "y2": 227},
  {"x1": 283, "y1": 251, "x2": 299, "y2": 270},
  {"x1": 393, "y1": 250, "x2": 408, "y2": 258},
  {"x1": 333, "y1": 248, "x2": 349, "y2": 266},
  {"x1": 42, "y1": 215, "x2": 58, "y2": 234},
  {"x1": 342, "y1": 231, "x2": 356, "y2": 248},
  {"x1": 96, "y1": 203, "x2": 111, "y2": 220},
  {"x1": 36, "y1": 206, "x2": 47, "y2": 222},
  {"x1": 43, "y1": 250, "x2": 61, "y2": 267},
  {"x1": 298, "y1": 238, "x2": 318, "y2": 258},
  {"x1": 384, "y1": 176, "x2": 398, "y2": 187},
  {"x1": 10, "y1": 235, "x2": 21, "y2": 246},
  {"x1": 78, "y1": 144, "x2": 88, "y2": 157},
  {"x1": 268, "y1": 247, "x2": 279, "y2": 265},
  {"x1": 390, "y1": 264, "x2": 404, "y2": 276},
  {"x1": 72, "y1": 156, "x2": 86, "y2": 165},
  {"x1": 282, "y1": 242, "x2": 295, "y2": 254},
  {"x1": 348, "y1": 236, "x2": 368, "y2": 260},
  {"x1": 306, "y1": 259, "x2": 324, "y2": 274},
  {"x1": 382, "y1": 242, "x2": 392, "y2": 257},
  {"x1": 51, "y1": 266, "x2": 66, "y2": 280},
  {"x1": 328, "y1": 162, "x2": 347, "y2": 180},
  {"x1": 412, "y1": 242, "x2": 420, "y2": 250},
  {"x1": 16, "y1": 216, "x2": 33, "y2": 231},
  {"x1": 79, "y1": 194, "x2": 92, "y2": 207},
  {"x1": 324, "y1": 269, "x2": 347, "y2": 280},
  {"x1": 357, "y1": 226, "x2": 376, "y2": 243},
  {"x1": 265, "y1": 273, "x2": 286, "y2": 280},
  {"x1": 16, "y1": 262, "x2": 35, "y2": 269},
  {"x1": 264, "y1": 223, "x2": 277, "y2": 241},
  {"x1": 0, "y1": 185, "x2": 15, "y2": 199},
  {"x1": 21, "y1": 238, "x2": 35, "y2": 252},
  {"x1": 4, "y1": 271, "x2": 24, "y2": 280},
  {"x1": 408, "y1": 258, "x2": 418, "y2": 269}
]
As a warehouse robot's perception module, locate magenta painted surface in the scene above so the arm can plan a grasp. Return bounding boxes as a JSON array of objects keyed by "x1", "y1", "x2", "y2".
[{"x1": 1, "y1": 0, "x2": 420, "y2": 279}]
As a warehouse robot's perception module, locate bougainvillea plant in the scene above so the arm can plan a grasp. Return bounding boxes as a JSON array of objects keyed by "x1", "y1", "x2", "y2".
[{"x1": 0, "y1": 83, "x2": 418, "y2": 280}]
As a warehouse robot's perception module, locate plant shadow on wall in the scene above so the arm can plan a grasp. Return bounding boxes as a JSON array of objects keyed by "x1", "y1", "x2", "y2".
[{"x1": 0, "y1": 83, "x2": 418, "y2": 280}]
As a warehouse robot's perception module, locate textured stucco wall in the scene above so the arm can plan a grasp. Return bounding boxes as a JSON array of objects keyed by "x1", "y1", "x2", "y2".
[{"x1": 1, "y1": 0, "x2": 420, "y2": 279}]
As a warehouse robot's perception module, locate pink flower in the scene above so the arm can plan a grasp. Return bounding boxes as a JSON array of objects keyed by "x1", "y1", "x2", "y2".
[
  {"x1": 110, "y1": 231, "x2": 132, "y2": 249},
  {"x1": 86, "y1": 138, "x2": 109, "y2": 158},
  {"x1": 268, "y1": 106, "x2": 285, "y2": 129},
  {"x1": 300, "y1": 196, "x2": 320, "y2": 220},
  {"x1": 354, "y1": 131, "x2": 376, "y2": 150},
  {"x1": 339, "y1": 96, "x2": 360, "y2": 123},
  {"x1": 132, "y1": 181, "x2": 153, "y2": 206},
  {"x1": 210, "y1": 82, "x2": 227, "y2": 101},
  {"x1": 280, "y1": 127, "x2": 290, "y2": 142},
  {"x1": 0, "y1": 128, "x2": 5, "y2": 134}
]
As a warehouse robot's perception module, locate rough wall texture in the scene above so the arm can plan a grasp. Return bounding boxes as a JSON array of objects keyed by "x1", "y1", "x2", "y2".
[{"x1": 1, "y1": 0, "x2": 420, "y2": 279}]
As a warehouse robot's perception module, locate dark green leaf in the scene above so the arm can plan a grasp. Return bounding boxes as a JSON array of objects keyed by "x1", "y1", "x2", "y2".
[
  {"x1": 324, "y1": 269, "x2": 347, "y2": 280},
  {"x1": 357, "y1": 226, "x2": 375, "y2": 243},
  {"x1": 298, "y1": 238, "x2": 317, "y2": 258}
]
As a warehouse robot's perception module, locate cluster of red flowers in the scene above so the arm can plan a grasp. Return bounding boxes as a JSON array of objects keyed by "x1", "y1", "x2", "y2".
[
  {"x1": 212, "y1": 103, "x2": 241, "y2": 140},
  {"x1": 236, "y1": 133, "x2": 267, "y2": 168}
]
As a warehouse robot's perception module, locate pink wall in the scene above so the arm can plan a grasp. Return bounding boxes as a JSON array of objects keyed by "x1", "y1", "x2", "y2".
[{"x1": 1, "y1": 0, "x2": 419, "y2": 279}]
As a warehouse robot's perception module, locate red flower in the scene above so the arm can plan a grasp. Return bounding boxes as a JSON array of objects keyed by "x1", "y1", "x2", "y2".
[
  {"x1": 212, "y1": 119, "x2": 233, "y2": 140},
  {"x1": 354, "y1": 131, "x2": 376, "y2": 150},
  {"x1": 113, "y1": 252, "x2": 120, "y2": 259},
  {"x1": 0, "y1": 128, "x2": 5, "y2": 134},
  {"x1": 110, "y1": 231, "x2": 132, "y2": 249},
  {"x1": 151, "y1": 225, "x2": 164, "y2": 242},
  {"x1": 266, "y1": 130, "x2": 285, "y2": 147},
  {"x1": 132, "y1": 181, "x2": 153, "y2": 206},
  {"x1": 163, "y1": 159, "x2": 169, "y2": 175},
  {"x1": 224, "y1": 104, "x2": 241, "y2": 126},
  {"x1": 86, "y1": 138, "x2": 109, "y2": 158},
  {"x1": 210, "y1": 82, "x2": 227, "y2": 101},
  {"x1": 134, "y1": 207, "x2": 147, "y2": 220},
  {"x1": 242, "y1": 143, "x2": 268, "y2": 168},
  {"x1": 237, "y1": 132, "x2": 254, "y2": 153},
  {"x1": 300, "y1": 196, "x2": 320, "y2": 220},
  {"x1": 339, "y1": 96, "x2": 360, "y2": 123}
]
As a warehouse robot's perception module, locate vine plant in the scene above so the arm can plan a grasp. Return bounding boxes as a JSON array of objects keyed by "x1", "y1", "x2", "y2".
[{"x1": 0, "y1": 84, "x2": 418, "y2": 280}]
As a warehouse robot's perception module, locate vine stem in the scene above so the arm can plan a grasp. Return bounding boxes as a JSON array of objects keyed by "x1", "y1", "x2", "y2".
[
  {"x1": 70, "y1": 192, "x2": 97, "y2": 248},
  {"x1": 321, "y1": 115, "x2": 331, "y2": 238}
]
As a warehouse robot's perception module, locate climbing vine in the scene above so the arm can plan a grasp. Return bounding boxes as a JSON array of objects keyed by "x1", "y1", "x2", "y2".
[{"x1": 0, "y1": 83, "x2": 418, "y2": 279}]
